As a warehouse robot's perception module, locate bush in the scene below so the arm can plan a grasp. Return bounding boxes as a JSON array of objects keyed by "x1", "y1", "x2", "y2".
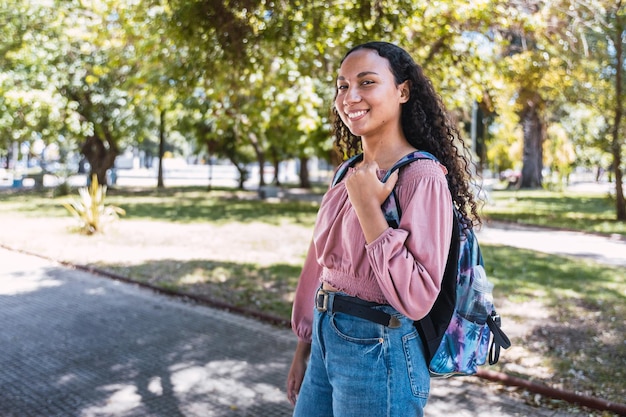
[{"x1": 63, "y1": 175, "x2": 125, "y2": 234}]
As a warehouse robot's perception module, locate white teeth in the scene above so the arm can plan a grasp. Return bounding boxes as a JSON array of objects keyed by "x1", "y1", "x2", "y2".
[{"x1": 347, "y1": 110, "x2": 367, "y2": 119}]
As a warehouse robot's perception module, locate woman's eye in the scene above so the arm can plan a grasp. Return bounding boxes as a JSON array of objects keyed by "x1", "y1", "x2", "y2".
[
  {"x1": 361, "y1": 80, "x2": 374, "y2": 85},
  {"x1": 337, "y1": 85, "x2": 348, "y2": 90}
]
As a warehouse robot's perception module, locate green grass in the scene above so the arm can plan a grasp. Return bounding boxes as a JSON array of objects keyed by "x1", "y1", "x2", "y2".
[
  {"x1": 0, "y1": 186, "x2": 321, "y2": 227},
  {"x1": 485, "y1": 189, "x2": 626, "y2": 236},
  {"x1": 96, "y1": 259, "x2": 302, "y2": 320},
  {"x1": 485, "y1": 245, "x2": 624, "y2": 306},
  {"x1": 4, "y1": 185, "x2": 623, "y2": 235},
  {"x1": 484, "y1": 244, "x2": 625, "y2": 407}
]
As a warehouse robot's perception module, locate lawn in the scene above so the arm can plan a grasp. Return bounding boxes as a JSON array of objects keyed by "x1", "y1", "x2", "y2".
[
  {"x1": 483, "y1": 188, "x2": 626, "y2": 237},
  {"x1": 0, "y1": 185, "x2": 624, "y2": 413}
]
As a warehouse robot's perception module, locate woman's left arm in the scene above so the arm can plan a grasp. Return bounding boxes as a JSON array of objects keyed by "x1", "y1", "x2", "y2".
[{"x1": 365, "y1": 170, "x2": 453, "y2": 320}]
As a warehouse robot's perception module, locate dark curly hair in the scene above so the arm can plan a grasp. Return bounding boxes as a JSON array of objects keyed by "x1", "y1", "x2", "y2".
[{"x1": 332, "y1": 41, "x2": 481, "y2": 229}]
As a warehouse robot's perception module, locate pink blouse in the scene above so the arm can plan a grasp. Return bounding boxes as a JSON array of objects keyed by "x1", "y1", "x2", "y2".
[{"x1": 291, "y1": 158, "x2": 454, "y2": 343}]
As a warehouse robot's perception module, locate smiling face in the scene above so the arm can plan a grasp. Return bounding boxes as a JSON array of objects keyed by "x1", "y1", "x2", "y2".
[{"x1": 334, "y1": 48, "x2": 409, "y2": 141}]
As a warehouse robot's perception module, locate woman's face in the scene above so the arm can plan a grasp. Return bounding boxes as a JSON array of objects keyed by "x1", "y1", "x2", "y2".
[{"x1": 335, "y1": 49, "x2": 408, "y2": 140}]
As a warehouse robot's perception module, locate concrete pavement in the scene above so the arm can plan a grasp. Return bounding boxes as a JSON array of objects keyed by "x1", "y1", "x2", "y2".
[
  {"x1": 0, "y1": 248, "x2": 294, "y2": 417},
  {"x1": 477, "y1": 221, "x2": 626, "y2": 267},
  {"x1": 1, "y1": 241, "x2": 600, "y2": 417}
]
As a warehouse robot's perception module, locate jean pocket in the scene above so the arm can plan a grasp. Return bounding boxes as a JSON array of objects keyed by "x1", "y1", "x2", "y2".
[
  {"x1": 329, "y1": 312, "x2": 384, "y2": 344},
  {"x1": 402, "y1": 331, "x2": 430, "y2": 398}
]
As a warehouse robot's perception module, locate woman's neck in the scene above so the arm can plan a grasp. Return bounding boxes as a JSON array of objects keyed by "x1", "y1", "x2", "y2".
[{"x1": 361, "y1": 136, "x2": 416, "y2": 170}]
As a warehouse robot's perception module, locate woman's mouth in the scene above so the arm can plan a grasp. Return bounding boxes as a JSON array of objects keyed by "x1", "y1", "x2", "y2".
[{"x1": 347, "y1": 110, "x2": 368, "y2": 120}]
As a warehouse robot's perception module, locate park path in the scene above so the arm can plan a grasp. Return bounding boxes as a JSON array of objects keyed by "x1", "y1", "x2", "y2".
[{"x1": 477, "y1": 221, "x2": 626, "y2": 267}]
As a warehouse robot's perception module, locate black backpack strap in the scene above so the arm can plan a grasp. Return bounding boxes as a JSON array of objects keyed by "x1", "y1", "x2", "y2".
[
  {"x1": 381, "y1": 150, "x2": 459, "y2": 364},
  {"x1": 333, "y1": 150, "x2": 437, "y2": 187},
  {"x1": 415, "y1": 214, "x2": 460, "y2": 363},
  {"x1": 380, "y1": 150, "x2": 438, "y2": 183},
  {"x1": 487, "y1": 313, "x2": 512, "y2": 365},
  {"x1": 380, "y1": 151, "x2": 439, "y2": 228},
  {"x1": 331, "y1": 154, "x2": 363, "y2": 187}
]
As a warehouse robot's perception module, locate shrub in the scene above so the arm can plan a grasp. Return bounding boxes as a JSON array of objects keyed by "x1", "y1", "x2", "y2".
[{"x1": 63, "y1": 175, "x2": 125, "y2": 234}]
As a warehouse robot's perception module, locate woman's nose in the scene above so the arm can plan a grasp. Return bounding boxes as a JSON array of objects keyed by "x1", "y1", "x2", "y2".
[{"x1": 343, "y1": 87, "x2": 361, "y2": 105}]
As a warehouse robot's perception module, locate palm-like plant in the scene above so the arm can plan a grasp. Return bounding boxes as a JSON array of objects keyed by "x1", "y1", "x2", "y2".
[{"x1": 63, "y1": 175, "x2": 125, "y2": 235}]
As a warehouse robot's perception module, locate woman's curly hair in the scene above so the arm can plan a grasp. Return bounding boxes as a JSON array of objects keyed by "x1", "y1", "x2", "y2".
[{"x1": 332, "y1": 41, "x2": 481, "y2": 229}]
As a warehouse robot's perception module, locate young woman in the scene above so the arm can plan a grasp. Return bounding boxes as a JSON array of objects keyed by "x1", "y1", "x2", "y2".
[{"x1": 287, "y1": 41, "x2": 480, "y2": 417}]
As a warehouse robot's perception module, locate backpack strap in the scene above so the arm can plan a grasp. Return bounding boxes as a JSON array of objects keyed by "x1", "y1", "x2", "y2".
[
  {"x1": 415, "y1": 215, "x2": 460, "y2": 362},
  {"x1": 487, "y1": 313, "x2": 512, "y2": 365},
  {"x1": 380, "y1": 150, "x2": 439, "y2": 228},
  {"x1": 332, "y1": 150, "x2": 438, "y2": 188},
  {"x1": 380, "y1": 150, "x2": 438, "y2": 183},
  {"x1": 331, "y1": 154, "x2": 363, "y2": 187},
  {"x1": 380, "y1": 150, "x2": 459, "y2": 363}
]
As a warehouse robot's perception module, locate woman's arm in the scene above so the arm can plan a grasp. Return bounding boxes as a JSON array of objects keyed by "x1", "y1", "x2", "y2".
[
  {"x1": 366, "y1": 164, "x2": 453, "y2": 320},
  {"x1": 286, "y1": 340, "x2": 312, "y2": 405}
]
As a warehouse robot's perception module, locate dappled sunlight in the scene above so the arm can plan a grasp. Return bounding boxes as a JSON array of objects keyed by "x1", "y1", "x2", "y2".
[
  {"x1": 170, "y1": 359, "x2": 286, "y2": 410},
  {"x1": 74, "y1": 359, "x2": 289, "y2": 416},
  {"x1": 99, "y1": 258, "x2": 300, "y2": 319},
  {"x1": 85, "y1": 287, "x2": 109, "y2": 296},
  {"x1": 0, "y1": 272, "x2": 63, "y2": 295},
  {"x1": 0, "y1": 242, "x2": 295, "y2": 417},
  {"x1": 147, "y1": 376, "x2": 164, "y2": 395},
  {"x1": 483, "y1": 243, "x2": 625, "y2": 404},
  {"x1": 80, "y1": 384, "x2": 142, "y2": 417}
]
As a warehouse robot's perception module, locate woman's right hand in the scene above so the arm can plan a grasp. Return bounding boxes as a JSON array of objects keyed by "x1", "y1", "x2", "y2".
[{"x1": 286, "y1": 341, "x2": 312, "y2": 406}]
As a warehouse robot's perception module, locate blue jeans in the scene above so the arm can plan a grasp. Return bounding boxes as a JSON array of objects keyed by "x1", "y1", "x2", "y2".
[{"x1": 293, "y1": 291, "x2": 430, "y2": 417}]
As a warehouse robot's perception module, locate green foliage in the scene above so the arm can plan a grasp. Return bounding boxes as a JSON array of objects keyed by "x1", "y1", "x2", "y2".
[
  {"x1": 2, "y1": 0, "x2": 624, "y2": 212},
  {"x1": 63, "y1": 175, "x2": 125, "y2": 234}
]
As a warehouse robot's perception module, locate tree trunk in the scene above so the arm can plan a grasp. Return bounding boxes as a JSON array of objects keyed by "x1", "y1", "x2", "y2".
[
  {"x1": 273, "y1": 158, "x2": 280, "y2": 185},
  {"x1": 206, "y1": 141, "x2": 213, "y2": 191},
  {"x1": 269, "y1": 146, "x2": 280, "y2": 185},
  {"x1": 233, "y1": 162, "x2": 247, "y2": 189},
  {"x1": 81, "y1": 135, "x2": 117, "y2": 186},
  {"x1": 611, "y1": 10, "x2": 625, "y2": 220},
  {"x1": 519, "y1": 96, "x2": 544, "y2": 189},
  {"x1": 157, "y1": 109, "x2": 166, "y2": 189},
  {"x1": 613, "y1": 137, "x2": 625, "y2": 221},
  {"x1": 247, "y1": 132, "x2": 265, "y2": 187},
  {"x1": 299, "y1": 156, "x2": 311, "y2": 188}
]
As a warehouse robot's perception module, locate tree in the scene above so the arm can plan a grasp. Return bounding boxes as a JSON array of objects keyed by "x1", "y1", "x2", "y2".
[
  {"x1": 0, "y1": 1, "x2": 83, "y2": 170},
  {"x1": 53, "y1": 0, "x2": 144, "y2": 184},
  {"x1": 492, "y1": 1, "x2": 553, "y2": 188},
  {"x1": 606, "y1": 3, "x2": 626, "y2": 220},
  {"x1": 547, "y1": 0, "x2": 625, "y2": 220}
]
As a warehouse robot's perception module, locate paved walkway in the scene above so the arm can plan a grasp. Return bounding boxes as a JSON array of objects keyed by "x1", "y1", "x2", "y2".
[
  {"x1": 1, "y1": 248, "x2": 293, "y2": 417},
  {"x1": 477, "y1": 221, "x2": 626, "y2": 267}
]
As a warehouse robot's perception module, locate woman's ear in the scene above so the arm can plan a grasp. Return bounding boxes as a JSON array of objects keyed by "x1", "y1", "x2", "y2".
[{"x1": 399, "y1": 81, "x2": 410, "y2": 103}]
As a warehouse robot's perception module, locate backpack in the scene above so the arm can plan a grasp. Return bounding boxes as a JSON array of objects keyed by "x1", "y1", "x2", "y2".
[{"x1": 332, "y1": 151, "x2": 511, "y2": 377}]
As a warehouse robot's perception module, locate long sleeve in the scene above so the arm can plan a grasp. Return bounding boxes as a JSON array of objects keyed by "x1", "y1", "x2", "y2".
[
  {"x1": 365, "y1": 174, "x2": 453, "y2": 320},
  {"x1": 291, "y1": 239, "x2": 322, "y2": 343}
]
